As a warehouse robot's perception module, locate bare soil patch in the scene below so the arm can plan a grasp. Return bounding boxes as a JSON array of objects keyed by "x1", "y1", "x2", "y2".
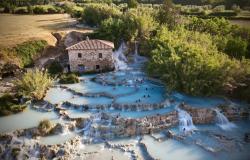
[{"x1": 0, "y1": 14, "x2": 92, "y2": 47}]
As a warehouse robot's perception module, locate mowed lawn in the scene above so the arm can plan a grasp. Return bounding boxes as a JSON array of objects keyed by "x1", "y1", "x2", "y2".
[{"x1": 0, "y1": 14, "x2": 90, "y2": 47}]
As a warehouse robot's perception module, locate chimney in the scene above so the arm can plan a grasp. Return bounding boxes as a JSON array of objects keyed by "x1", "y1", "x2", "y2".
[{"x1": 86, "y1": 36, "x2": 89, "y2": 41}]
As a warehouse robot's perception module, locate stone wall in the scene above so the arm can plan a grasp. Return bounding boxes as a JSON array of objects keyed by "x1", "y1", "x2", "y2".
[
  {"x1": 68, "y1": 49, "x2": 114, "y2": 72},
  {"x1": 179, "y1": 104, "x2": 216, "y2": 124}
]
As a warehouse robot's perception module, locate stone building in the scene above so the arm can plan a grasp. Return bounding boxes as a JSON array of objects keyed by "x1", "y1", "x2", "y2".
[{"x1": 66, "y1": 39, "x2": 115, "y2": 72}]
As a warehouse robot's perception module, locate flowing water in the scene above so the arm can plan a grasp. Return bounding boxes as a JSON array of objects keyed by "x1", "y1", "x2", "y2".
[
  {"x1": 0, "y1": 43, "x2": 249, "y2": 160},
  {"x1": 177, "y1": 107, "x2": 197, "y2": 133},
  {"x1": 213, "y1": 108, "x2": 237, "y2": 130},
  {"x1": 113, "y1": 41, "x2": 128, "y2": 70}
]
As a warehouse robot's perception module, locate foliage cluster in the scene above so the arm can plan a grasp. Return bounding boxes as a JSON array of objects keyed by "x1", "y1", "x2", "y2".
[
  {"x1": 47, "y1": 61, "x2": 63, "y2": 76},
  {"x1": 15, "y1": 69, "x2": 53, "y2": 100},
  {"x1": 97, "y1": 7, "x2": 158, "y2": 46},
  {"x1": 38, "y1": 119, "x2": 53, "y2": 136},
  {"x1": 81, "y1": 3, "x2": 122, "y2": 26},
  {"x1": 0, "y1": 40, "x2": 48, "y2": 68},
  {"x1": 86, "y1": 0, "x2": 250, "y2": 100},
  {"x1": 172, "y1": 0, "x2": 250, "y2": 8},
  {"x1": 1, "y1": 1, "x2": 81, "y2": 16},
  {"x1": 147, "y1": 26, "x2": 249, "y2": 96},
  {"x1": 15, "y1": 40, "x2": 48, "y2": 67},
  {"x1": 186, "y1": 17, "x2": 250, "y2": 59},
  {"x1": 59, "y1": 73, "x2": 79, "y2": 84},
  {"x1": 0, "y1": 94, "x2": 26, "y2": 116}
]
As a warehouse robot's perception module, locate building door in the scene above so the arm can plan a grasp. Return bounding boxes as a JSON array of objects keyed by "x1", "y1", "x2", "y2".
[{"x1": 78, "y1": 64, "x2": 85, "y2": 72}]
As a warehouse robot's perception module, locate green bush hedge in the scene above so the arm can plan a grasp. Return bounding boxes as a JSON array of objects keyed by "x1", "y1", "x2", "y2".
[
  {"x1": 209, "y1": 11, "x2": 237, "y2": 17},
  {"x1": 14, "y1": 7, "x2": 27, "y2": 14},
  {"x1": 32, "y1": 5, "x2": 63, "y2": 14},
  {"x1": 33, "y1": 6, "x2": 47, "y2": 14},
  {"x1": 59, "y1": 73, "x2": 79, "y2": 84}
]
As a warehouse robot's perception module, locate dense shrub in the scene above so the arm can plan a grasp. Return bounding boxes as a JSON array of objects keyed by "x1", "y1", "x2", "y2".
[
  {"x1": 0, "y1": 40, "x2": 47, "y2": 70},
  {"x1": 209, "y1": 11, "x2": 237, "y2": 17},
  {"x1": 47, "y1": 7, "x2": 57, "y2": 14},
  {"x1": 225, "y1": 37, "x2": 248, "y2": 59},
  {"x1": 13, "y1": 5, "x2": 63, "y2": 14},
  {"x1": 27, "y1": 5, "x2": 33, "y2": 14},
  {"x1": 14, "y1": 7, "x2": 27, "y2": 14},
  {"x1": 38, "y1": 119, "x2": 53, "y2": 135},
  {"x1": 186, "y1": 17, "x2": 250, "y2": 60},
  {"x1": 97, "y1": 7, "x2": 158, "y2": 46},
  {"x1": 15, "y1": 40, "x2": 48, "y2": 67},
  {"x1": 82, "y1": 4, "x2": 122, "y2": 26},
  {"x1": 0, "y1": 48, "x2": 22, "y2": 68},
  {"x1": 127, "y1": 0, "x2": 138, "y2": 8},
  {"x1": 186, "y1": 17, "x2": 232, "y2": 36},
  {"x1": 15, "y1": 69, "x2": 53, "y2": 100},
  {"x1": 98, "y1": 18, "x2": 127, "y2": 46},
  {"x1": 0, "y1": 94, "x2": 26, "y2": 116},
  {"x1": 157, "y1": 0, "x2": 180, "y2": 29},
  {"x1": 147, "y1": 26, "x2": 249, "y2": 96},
  {"x1": 61, "y1": 2, "x2": 75, "y2": 14},
  {"x1": 47, "y1": 61, "x2": 63, "y2": 75},
  {"x1": 59, "y1": 73, "x2": 79, "y2": 84},
  {"x1": 2, "y1": 3, "x2": 16, "y2": 13},
  {"x1": 33, "y1": 6, "x2": 47, "y2": 14}
]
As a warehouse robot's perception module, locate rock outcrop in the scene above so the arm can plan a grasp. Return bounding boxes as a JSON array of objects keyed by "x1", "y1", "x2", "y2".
[
  {"x1": 179, "y1": 103, "x2": 216, "y2": 124},
  {"x1": 218, "y1": 105, "x2": 250, "y2": 121}
]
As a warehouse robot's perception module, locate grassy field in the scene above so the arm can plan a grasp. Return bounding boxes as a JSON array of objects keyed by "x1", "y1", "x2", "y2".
[
  {"x1": 0, "y1": 14, "x2": 91, "y2": 47},
  {"x1": 230, "y1": 20, "x2": 250, "y2": 29}
]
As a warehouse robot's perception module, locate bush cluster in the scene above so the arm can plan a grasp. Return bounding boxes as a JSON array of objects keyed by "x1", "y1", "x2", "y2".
[
  {"x1": 47, "y1": 61, "x2": 63, "y2": 76},
  {"x1": 15, "y1": 69, "x2": 53, "y2": 100},
  {"x1": 59, "y1": 73, "x2": 79, "y2": 84},
  {"x1": 81, "y1": 4, "x2": 122, "y2": 26},
  {"x1": 0, "y1": 40, "x2": 48, "y2": 69},
  {"x1": 0, "y1": 94, "x2": 26, "y2": 116}
]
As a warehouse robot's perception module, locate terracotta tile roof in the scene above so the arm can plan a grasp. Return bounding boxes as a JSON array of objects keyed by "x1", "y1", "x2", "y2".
[{"x1": 66, "y1": 39, "x2": 114, "y2": 50}]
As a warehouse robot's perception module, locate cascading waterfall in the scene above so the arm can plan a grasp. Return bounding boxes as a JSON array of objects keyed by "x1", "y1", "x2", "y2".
[
  {"x1": 177, "y1": 107, "x2": 196, "y2": 133},
  {"x1": 213, "y1": 108, "x2": 236, "y2": 130},
  {"x1": 80, "y1": 113, "x2": 103, "y2": 141},
  {"x1": 113, "y1": 42, "x2": 128, "y2": 70},
  {"x1": 133, "y1": 42, "x2": 147, "y2": 64},
  {"x1": 134, "y1": 42, "x2": 139, "y2": 63},
  {"x1": 62, "y1": 124, "x2": 70, "y2": 135}
]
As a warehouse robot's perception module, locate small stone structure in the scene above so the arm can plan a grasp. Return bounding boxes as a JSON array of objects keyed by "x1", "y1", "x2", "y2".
[{"x1": 66, "y1": 38, "x2": 115, "y2": 72}]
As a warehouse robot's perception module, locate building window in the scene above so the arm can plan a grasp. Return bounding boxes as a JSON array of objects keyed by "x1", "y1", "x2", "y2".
[
  {"x1": 96, "y1": 65, "x2": 100, "y2": 70},
  {"x1": 98, "y1": 53, "x2": 102, "y2": 58},
  {"x1": 78, "y1": 53, "x2": 82, "y2": 58}
]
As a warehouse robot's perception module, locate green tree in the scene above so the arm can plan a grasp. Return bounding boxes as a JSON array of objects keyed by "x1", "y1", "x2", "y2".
[
  {"x1": 127, "y1": 0, "x2": 138, "y2": 8},
  {"x1": 186, "y1": 17, "x2": 231, "y2": 36},
  {"x1": 82, "y1": 4, "x2": 122, "y2": 26},
  {"x1": 98, "y1": 18, "x2": 126, "y2": 46},
  {"x1": 157, "y1": 0, "x2": 179, "y2": 29},
  {"x1": 27, "y1": 4, "x2": 33, "y2": 14},
  {"x1": 147, "y1": 26, "x2": 245, "y2": 96},
  {"x1": 225, "y1": 37, "x2": 248, "y2": 59}
]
